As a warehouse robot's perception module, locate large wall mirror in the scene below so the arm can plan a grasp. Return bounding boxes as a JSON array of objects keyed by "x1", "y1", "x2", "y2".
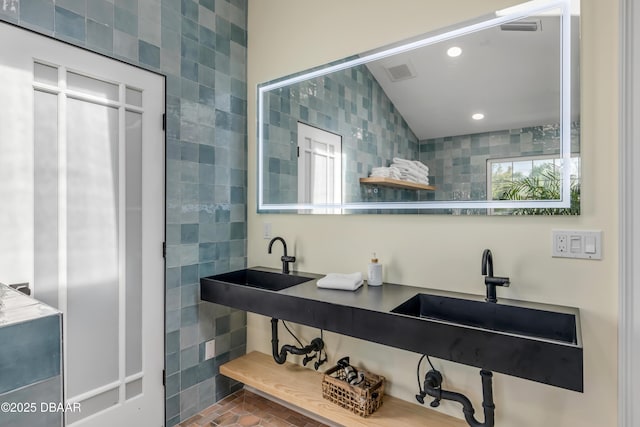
[{"x1": 258, "y1": 0, "x2": 580, "y2": 214}]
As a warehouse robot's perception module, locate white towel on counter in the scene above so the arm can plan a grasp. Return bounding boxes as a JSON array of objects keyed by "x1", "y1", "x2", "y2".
[{"x1": 317, "y1": 272, "x2": 363, "y2": 291}]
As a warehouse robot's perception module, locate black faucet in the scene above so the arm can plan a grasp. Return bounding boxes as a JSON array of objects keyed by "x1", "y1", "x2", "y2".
[
  {"x1": 268, "y1": 236, "x2": 296, "y2": 274},
  {"x1": 481, "y1": 249, "x2": 510, "y2": 303}
]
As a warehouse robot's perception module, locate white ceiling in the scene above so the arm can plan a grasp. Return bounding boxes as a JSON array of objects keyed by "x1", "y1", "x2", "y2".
[{"x1": 365, "y1": 15, "x2": 580, "y2": 140}]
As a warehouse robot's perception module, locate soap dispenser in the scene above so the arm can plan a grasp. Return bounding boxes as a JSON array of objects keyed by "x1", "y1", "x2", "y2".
[{"x1": 368, "y1": 253, "x2": 383, "y2": 286}]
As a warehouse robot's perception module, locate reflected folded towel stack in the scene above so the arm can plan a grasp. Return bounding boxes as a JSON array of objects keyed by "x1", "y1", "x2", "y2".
[
  {"x1": 368, "y1": 158, "x2": 430, "y2": 185},
  {"x1": 317, "y1": 272, "x2": 363, "y2": 291},
  {"x1": 391, "y1": 157, "x2": 430, "y2": 185},
  {"x1": 370, "y1": 166, "x2": 401, "y2": 180}
]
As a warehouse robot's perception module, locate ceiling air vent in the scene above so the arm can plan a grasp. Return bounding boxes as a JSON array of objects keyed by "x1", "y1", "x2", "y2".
[
  {"x1": 384, "y1": 63, "x2": 416, "y2": 82},
  {"x1": 500, "y1": 20, "x2": 541, "y2": 32}
]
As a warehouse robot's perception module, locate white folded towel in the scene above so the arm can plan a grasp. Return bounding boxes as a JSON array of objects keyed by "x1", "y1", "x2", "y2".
[
  {"x1": 317, "y1": 272, "x2": 363, "y2": 291},
  {"x1": 393, "y1": 157, "x2": 430, "y2": 175},
  {"x1": 370, "y1": 166, "x2": 401, "y2": 179}
]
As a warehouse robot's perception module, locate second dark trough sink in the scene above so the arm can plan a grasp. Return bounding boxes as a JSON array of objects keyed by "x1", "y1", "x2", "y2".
[
  {"x1": 391, "y1": 293, "x2": 578, "y2": 345},
  {"x1": 208, "y1": 268, "x2": 313, "y2": 291}
]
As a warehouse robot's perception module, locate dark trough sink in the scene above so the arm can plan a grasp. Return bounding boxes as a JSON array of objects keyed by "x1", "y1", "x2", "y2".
[
  {"x1": 208, "y1": 268, "x2": 313, "y2": 291},
  {"x1": 391, "y1": 293, "x2": 578, "y2": 344}
]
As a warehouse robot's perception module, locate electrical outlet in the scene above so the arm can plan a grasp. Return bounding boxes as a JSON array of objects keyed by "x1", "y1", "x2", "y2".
[
  {"x1": 263, "y1": 222, "x2": 272, "y2": 239},
  {"x1": 204, "y1": 340, "x2": 216, "y2": 360},
  {"x1": 555, "y1": 233, "x2": 568, "y2": 253},
  {"x1": 552, "y1": 229, "x2": 602, "y2": 260}
]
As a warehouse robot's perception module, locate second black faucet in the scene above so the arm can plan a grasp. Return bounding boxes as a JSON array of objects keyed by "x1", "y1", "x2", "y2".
[
  {"x1": 268, "y1": 236, "x2": 296, "y2": 274},
  {"x1": 481, "y1": 249, "x2": 510, "y2": 303}
]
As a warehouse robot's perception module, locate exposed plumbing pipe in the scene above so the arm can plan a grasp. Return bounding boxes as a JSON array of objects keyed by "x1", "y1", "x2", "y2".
[
  {"x1": 423, "y1": 369, "x2": 495, "y2": 427},
  {"x1": 270, "y1": 318, "x2": 324, "y2": 365}
]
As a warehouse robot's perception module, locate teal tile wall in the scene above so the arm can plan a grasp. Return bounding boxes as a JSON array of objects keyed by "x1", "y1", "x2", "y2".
[
  {"x1": 0, "y1": 0, "x2": 248, "y2": 425},
  {"x1": 420, "y1": 121, "x2": 581, "y2": 205},
  {"x1": 263, "y1": 64, "x2": 420, "y2": 205}
]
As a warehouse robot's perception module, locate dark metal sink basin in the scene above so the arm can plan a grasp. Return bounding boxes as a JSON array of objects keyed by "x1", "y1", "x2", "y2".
[
  {"x1": 391, "y1": 293, "x2": 577, "y2": 344},
  {"x1": 207, "y1": 268, "x2": 313, "y2": 291}
]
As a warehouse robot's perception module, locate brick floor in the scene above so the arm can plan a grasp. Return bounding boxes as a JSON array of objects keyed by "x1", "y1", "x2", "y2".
[{"x1": 178, "y1": 389, "x2": 329, "y2": 427}]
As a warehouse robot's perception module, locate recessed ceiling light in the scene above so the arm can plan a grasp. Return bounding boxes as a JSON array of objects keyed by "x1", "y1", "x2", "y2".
[
  {"x1": 447, "y1": 46, "x2": 462, "y2": 57},
  {"x1": 472, "y1": 113, "x2": 485, "y2": 120}
]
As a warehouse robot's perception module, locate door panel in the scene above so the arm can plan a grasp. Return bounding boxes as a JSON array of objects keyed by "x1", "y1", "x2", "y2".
[{"x1": 0, "y1": 24, "x2": 165, "y2": 427}]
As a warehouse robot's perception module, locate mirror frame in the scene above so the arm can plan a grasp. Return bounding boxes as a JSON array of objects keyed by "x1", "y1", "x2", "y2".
[{"x1": 257, "y1": 0, "x2": 576, "y2": 213}]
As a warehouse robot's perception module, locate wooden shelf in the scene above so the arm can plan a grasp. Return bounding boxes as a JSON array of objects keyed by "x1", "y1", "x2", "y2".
[
  {"x1": 360, "y1": 177, "x2": 436, "y2": 191},
  {"x1": 220, "y1": 351, "x2": 466, "y2": 427}
]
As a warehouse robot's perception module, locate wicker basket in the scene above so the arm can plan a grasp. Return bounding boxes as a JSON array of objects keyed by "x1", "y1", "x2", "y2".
[{"x1": 321, "y1": 363, "x2": 385, "y2": 417}]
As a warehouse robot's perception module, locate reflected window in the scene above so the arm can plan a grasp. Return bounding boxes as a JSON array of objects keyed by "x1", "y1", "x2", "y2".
[{"x1": 488, "y1": 155, "x2": 580, "y2": 214}]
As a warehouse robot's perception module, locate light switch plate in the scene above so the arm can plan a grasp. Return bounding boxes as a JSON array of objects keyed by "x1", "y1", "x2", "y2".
[
  {"x1": 204, "y1": 339, "x2": 216, "y2": 360},
  {"x1": 552, "y1": 229, "x2": 602, "y2": 260}
]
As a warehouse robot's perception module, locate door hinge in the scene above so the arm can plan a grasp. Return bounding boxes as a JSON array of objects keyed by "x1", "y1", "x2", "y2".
[
  {"x1": 162, "y1": 241, "x2": 166, "y2": 258},
  {"x1": 162, "y1": 113, "x2": 166, "y2": 131},
  {"x1": 297, "y1": 146, "x2": 300, "y2": 157},
  {"x1": 162, "y1": 369, "x2": 166, "y2": 386}
]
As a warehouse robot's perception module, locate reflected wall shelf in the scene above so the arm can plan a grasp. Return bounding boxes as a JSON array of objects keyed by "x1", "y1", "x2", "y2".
[{"x1": 359, "y1": 177, "x2": 435, "y2": 191}]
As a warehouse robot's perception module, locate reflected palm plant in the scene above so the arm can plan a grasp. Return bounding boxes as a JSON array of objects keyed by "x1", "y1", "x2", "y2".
[{"x1": 496, "y1": 163, "x2": 580, "y2": 215}]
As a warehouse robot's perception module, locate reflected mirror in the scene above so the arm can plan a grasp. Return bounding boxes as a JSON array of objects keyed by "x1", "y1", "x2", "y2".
[{"x1": 258, "y1": 0, "x2": 580, "y2": 214}]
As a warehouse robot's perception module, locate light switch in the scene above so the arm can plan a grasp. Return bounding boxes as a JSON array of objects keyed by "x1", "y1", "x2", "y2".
[
  {"x1": 570, "y1": 236, "x2": 582, "y2": 253},
  {"x1": 552, "y1": 229, "x2": 602, "y2": 260}
]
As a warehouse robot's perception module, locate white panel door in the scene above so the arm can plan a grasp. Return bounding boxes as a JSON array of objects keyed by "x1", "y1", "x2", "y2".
[
  {"x1": 0, "y1": 24, "x2": 165, "y2": 427},
  {"x1": 297, "y1": 122, "x2": 342, "y2": 212}
]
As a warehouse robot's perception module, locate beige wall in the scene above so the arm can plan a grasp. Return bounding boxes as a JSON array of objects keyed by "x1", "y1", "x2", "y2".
[{"x1": 246, "y1": 1, "x2": 618, "y2": 425}]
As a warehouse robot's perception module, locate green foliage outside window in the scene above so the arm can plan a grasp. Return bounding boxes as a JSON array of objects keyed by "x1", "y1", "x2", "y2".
[{"x1": 494, "y1": 162, "x2": 580, "y2": 215}]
